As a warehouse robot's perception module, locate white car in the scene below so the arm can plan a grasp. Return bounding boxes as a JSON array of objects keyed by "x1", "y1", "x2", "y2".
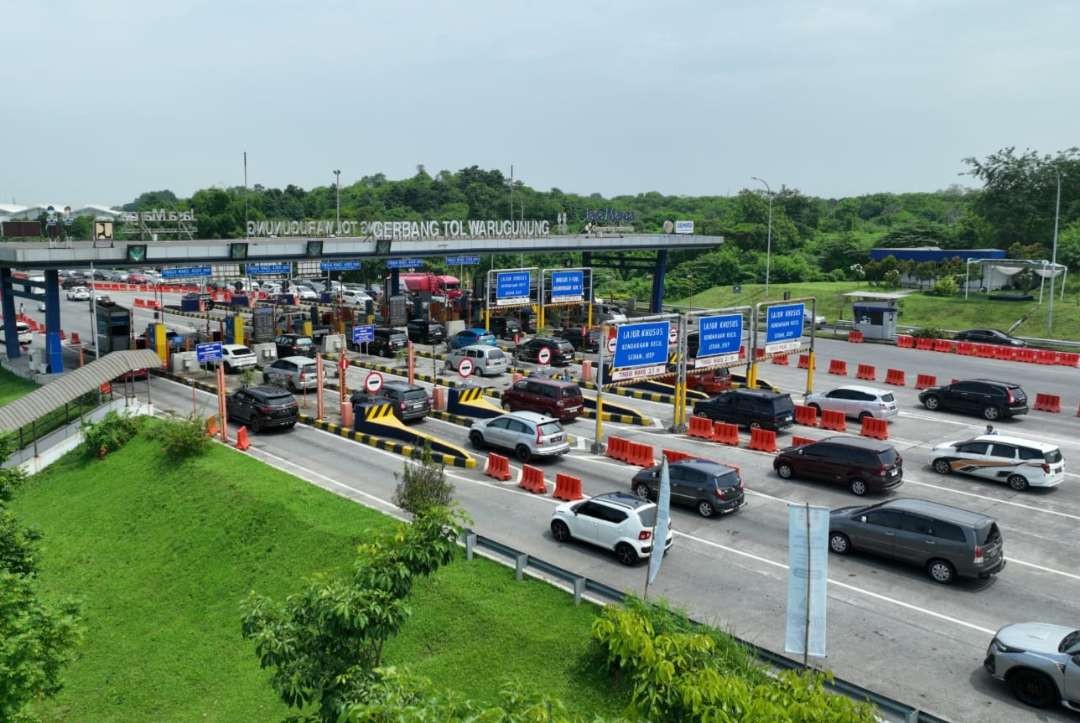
[
  {"x1": 805, "y1": 385, "x2": 898, "y2": 420},
  {"x1": 221, "y1": 344, "x2": 258, "y2": 373},
  {"x1": 469, "y1": 411, "x2": 569, "y2": 461},
  {"x1": 338, "y1": 289, "x2": 372, "y2": 306},
  {"x1": 930, "y1": 435, "x2": 1064, "y2": 491},
  {"x1": 804, "y1": 308, "x2": 826, "y2": 328},
  {"x1": 294, "y1": 286, "x2": 318, "y2": 301},
  {"x1": 984, "y1": 623, "x2": 1080, "y2": 711},
  {"x1": 445, "y1": 344, "x2": 508, "y2": 376},
  {"x1": 0, "y1": 321, "x2": 32, "y2": 345},
  {"x1": 549, "y1": 491, "x2": 673, "y2": 566},
  {"x1": 66, "y1": 286, "x2": 91, "y2": 301}
]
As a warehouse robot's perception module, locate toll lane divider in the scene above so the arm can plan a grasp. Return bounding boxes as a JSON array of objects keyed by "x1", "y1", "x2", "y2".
[
  {"x1": 896, "y1": 333, "x2": 1080, "y2": 368},
  {"x1": 302, "y1": 415, "x2": 476, "y2": 469},
  {"x1": 859, "y1": 417, "x2": 889, "y2": 440}
]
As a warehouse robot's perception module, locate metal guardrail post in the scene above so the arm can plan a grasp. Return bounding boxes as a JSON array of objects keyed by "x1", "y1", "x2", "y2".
[
  {"x1": 573, "y1": 577, "x2": 585, "y2": 605},
  {"x1": 514, "y1": 553, "x2": 528, "y2": 581},
  {"x1": 465, "y1": 532, "x2": 477, "y2": 561}
]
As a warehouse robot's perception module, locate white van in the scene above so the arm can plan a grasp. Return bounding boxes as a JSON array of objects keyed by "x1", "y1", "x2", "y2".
[
  {"x1": 929, "y1": 434, "x2": 1065, "y2": 490},
  {"x1": 445, "y1": 344, "x2": 508, "y2": 377}
]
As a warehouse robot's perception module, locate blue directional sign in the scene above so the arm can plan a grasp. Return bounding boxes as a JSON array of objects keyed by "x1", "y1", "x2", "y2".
[
  {"x1": 550, "y1": 270, "x2": 584, "y2": 303},
  {"x1": 766, "y1": 303, "x2": 805, "y2": 345},
  {"x1": 351, "y1": 324, "x2": 374, "y2": 344},
  {"x1": 446, "y1": 255, "x2": 480, "y2": 266},
  {"x1": 386, "y1": 258, "x2": 422, "y2": 269},
  {"x1": 196, "y1": 342, "x2": 223, "y2": 363},
  {"x1": 162, "y1": 266, "x2": 212, "y2": 279},
  {"x1": 611, "y1": 321, "x2": 670, "y2": 380},
  {"x1": 698, "y1": 314, "x2": 743, "y2": 357},
  {"x1": 321, "y1": 260, "x2": 361, "y2": 272},
  {"x1": 245, "y1": 262, "x2": 291, "y2": 276},
  {"x1": 495, "y1": 270, "x2": 532, "y2": 305}
]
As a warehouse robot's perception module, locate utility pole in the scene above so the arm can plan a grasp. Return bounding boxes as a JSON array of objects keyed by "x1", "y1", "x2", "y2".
[
  {"x1": 752, "y1": 177, "x2": 774, "y2": 298},
  {"x1": 333, "y1": 169, "x2": 342, "y2": 232},
  {"x1": 1048, "y1": 169, "x2": 1064, "y2": 334},
  {"x1": 243, "y1": 151, "x2": 249, "y2": 238}
]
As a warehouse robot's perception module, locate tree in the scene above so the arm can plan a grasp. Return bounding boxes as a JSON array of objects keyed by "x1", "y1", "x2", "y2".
[{"x1": 913, "y1": 261, "x2": 938, "y2": 289}]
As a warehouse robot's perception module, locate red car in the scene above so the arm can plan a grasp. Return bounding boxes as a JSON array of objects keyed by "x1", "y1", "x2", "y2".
[{"x1": 501, "y1": 377, "x2": 584, "y2": 423}]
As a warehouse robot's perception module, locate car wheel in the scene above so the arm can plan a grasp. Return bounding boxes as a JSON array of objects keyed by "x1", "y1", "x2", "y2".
[
  {"x1": 288, "y1": 379, "x2": 297, "y2": 392},
  {"x1": 923, "y1": 395, "x2": 940, "y2": 411},
  {"x1": 633, "y1": 483, "x2": 652, "y2": 499},
  {"x1": 829, "y1": 532, "x2": 851, "y2": 554},
  {"x1": 1007, "y1": 474, "x2": 1029, "y2": 491},
  {"x1": 615, "y1": 543, "x2": 638, "y2": 566},
  {"x1": 697, "y1": 500, "x2": 715, "y2": 518},
  {"x1": 223, "y1": 362, "x2": 232, "y2": 374},
  {"x1": 808, "y1": 403, "x2": 821, "y2": 415},
  {"x1": 849, "y1": 478, "x2": 868, "y2": 496},
  {"x1": 858, "y1": 411, "x2": 872, "y2": 422},
  {"x1": 469, "y1": 430, "x2": 484, "y2": 449},
  {"x1": 777, "y1": 462, "x2": 794, "y2": 479},
  {"x1": 926, "y1": 558, "x2": 955, "y2": 584},
  {"x1": 262, "y1": 372, "x2": 270, "y2": 384},
  {"x1": 983, "y1": 405, "x2": 1001, "y2": 421},
  {"x1": 749, "y1": 420, "x2": 762, "y2": 430},
  {"x1": 1008, "y1": 669, "x2": 1059, "y2": 708},
  {"x1": 249, "y1": 416, "x2": 262, "y2": 433},
  {"x1": 514, "y1": 444, "x2": 532, "y2": 463},
  {"x1": 932, "y1": 458, "x2": 952, "y2": 475},
  {"x1": 551, "y1": 519, "x2": 571, "y2": 542}
]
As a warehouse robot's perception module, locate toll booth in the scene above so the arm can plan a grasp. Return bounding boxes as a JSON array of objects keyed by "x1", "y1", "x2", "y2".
[
  {"x1": 843, "y1": 291, "x2": 911, "y2": 341},
  {"x1": 96, "y1": 300, "x2": 132, "y2": 353}
]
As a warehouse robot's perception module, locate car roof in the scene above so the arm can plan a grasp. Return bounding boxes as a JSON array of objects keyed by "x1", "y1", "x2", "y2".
[
  {"x1": 675, "y1": 459, "x2": 739, "y2": 475},
  {"x1": 457, "y1": 344, "x2": 499, "y2": 353},
  {"x1": 280, "y1": 355, "x2": 315, "y2": 364},
  {"x1": 829, "y1": 384, "x2": 889, "y2": 396},
  {"x1": 882, "y1": 498, "x2": 995, "y2": 526},
  {"x1": 966, "y1": 434, "x2": 1058, "y2": 451},
  {"x1": 383, "y1": 380, "x2": 423, "y2": 392},
  {"x1": 465, "y1": 327, "x2": 491, "y2": 335},
  {"x1": 248, "y1": 385, "x2": 293, "y2": 399},
  {"x1": 524, "y1": 377, "x2": 579, "y2": 389},
  {"x1": 819, "y1": 435, "x2": 895, "y2": 452},
  {"x1": 717, "y1": 389, "x2": 788, "y2": 400},
  {"x1": 964, "y1": 379, "x2": 1021, "y2": 388},
  {"x1": 503, "y1": 410, "x2": 555, "y2": 424},
  {"x1": 222, "y1": 343, "x2": 249, "y2": 351},
  {"x1": 591, "y1": 491, "x2": 654, "y2": 510}
]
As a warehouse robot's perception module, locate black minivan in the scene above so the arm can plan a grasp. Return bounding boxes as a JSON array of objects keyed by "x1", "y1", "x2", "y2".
[{"x1": 693, "y1": 389, "x2": 795, "y2": 431}]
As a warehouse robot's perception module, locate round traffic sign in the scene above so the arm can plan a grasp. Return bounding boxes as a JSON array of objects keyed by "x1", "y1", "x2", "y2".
[
  {"x1": 537, "y1": 347, "x2": 552, "y2": 365},
  {"x1": 364, "y1": 371, "x2": 383, "y2": 394},
  {"x1": 607, "y1": 336, "x2": 617, "y2": 354},
  {"x1": 458, "y1": 358, "x2": 474, "y2": 378},
  {"x1": 668, "y1": 327, "x2": 678, "y2": 344}
]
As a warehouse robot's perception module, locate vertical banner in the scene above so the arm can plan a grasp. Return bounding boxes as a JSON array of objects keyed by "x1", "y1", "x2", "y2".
[
  {"x1": 785, "y1": 504, "x2": 829, "y2": 660},
  {"x1": 315, "y1": 355, "x2": 325, "y2": 421},
  {"x1": 647, "y1": 458, "x2": 671, "y2": 585}
]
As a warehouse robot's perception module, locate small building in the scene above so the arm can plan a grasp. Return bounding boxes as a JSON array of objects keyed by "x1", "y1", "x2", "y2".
[
  {"x1": 842, "y1": 290, "x2": 912, "y2": 341},
  {"x1": 869, "y1": 247, "x2": 1007, "y2": 290}
]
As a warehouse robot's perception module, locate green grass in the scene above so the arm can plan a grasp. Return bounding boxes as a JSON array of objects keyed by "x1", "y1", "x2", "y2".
[
  {"x1": 10, "y1": 434, "x2": 620, "y2": 722},
  {"x1": 678, "y1": 281, "x2": 1080, "y2": 340},
  {"x1": 0, "y1": 366, "x2": 37, "y2": 406}
]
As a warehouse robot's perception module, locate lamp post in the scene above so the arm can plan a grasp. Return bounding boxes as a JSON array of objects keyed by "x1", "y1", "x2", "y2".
[
  {"x1": 751, "y1": 177, "x2": 774, "y2": 298},
  {"x1": 1048, "y1": 169, "x2": 1064, "y2": 334},
  {"x1": 333, "y1": 169, "x2": 341, "y2": 231}
]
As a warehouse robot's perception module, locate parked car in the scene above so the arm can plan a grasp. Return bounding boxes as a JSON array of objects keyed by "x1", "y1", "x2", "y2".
[
  {"x1": 919, "y1": 379, "x2": 1028, "y2": 421},
  {"x1": 693, "y1": 389, "x2": 795, "y2": 431},
  {"x1": 406, "y1": 319, "x2": 446, "y2": 345},
  {"x1": 559, "y1": 326, "x2": 600, "y2": 353},
  {"x1": 829, "y1": 498, "x2": 1005, "y2": 584},
  {"x1": 263, "y1": 356, "x2": 318, "y2": 391},
  {"x1": 632, "y1": 459, "x2": 745, "y2": 518},
  {"x1": 0, "y1": 322, "x2": 32, "y2": 345},
  {"x1": 65, "y1": 286, "x2": 91, "y2": 301},
  {"x1": 501, "y1": 377, "x2": 584, "y2": 422},
  {"x1": 686, "y1": 367, "x2": 734, "y2": 394},
  {"x1": 469, "y1": 411, "x2": 570, "y2": 461},
  {"x1": 774, "y1": 436, "x2": 903, "y2": 496},
  {"x1": 804, "y1": 385, "x2": 898, "y2": 421},
  {"x1": 274, "y1": 333, "x2": 316, "y2": 359},
  {"x1": 489, "y1": 316, "x2": 523, "y2": 340},
  {"x1": 517, "y1": 336, "x2": 575, "y2": 366},
  {"x1": 221, "y1": 344, "x2": 258, "y2": 373},
  {"x1": 352, "y1": 380, "x2": 430, "y2": 422},
  {"x1": 225, "y1": 385, "x2": 298, "y2": 432},
  {"x1": 339, "y1": 289, "x2": 372, "y2": 306},
  {"x1": 984, "y1": 623, "x2": 1080, "y2": 710},
  {"x1": 549, "y1": 491, "x2": 673, "y2": 566},
  {"x1": 295, "y1": 285, "x2": 318, "y2": 301},
  {"x1": 956, "y1": 328, "x2": 1026, "y2": 347},
  {"x1": 445, "y1": 344, "x2": 508, "y2": 376},
  {"x1": 929, "y1": 434, "x2": 1064, "y2": 491},
  {"x1": 450, "y1": 327, "x2": 497, "y2": 349},
  {"x1": 368, "y1": 327, "x2": 408, "y2": 357}
]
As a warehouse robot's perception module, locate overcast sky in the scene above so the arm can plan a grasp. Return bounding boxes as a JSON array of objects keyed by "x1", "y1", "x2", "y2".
[{"x1": 2, "y1": 1, "x2": 1077, "y2": 207}]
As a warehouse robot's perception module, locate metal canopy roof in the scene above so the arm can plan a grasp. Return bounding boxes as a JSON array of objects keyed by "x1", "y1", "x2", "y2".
[
  {"x1": 0, "y1": 349, "x2": 162, "y2": 431},
  {"x1": 841, "y1": 291, "x2": 914, "y2": 301}
]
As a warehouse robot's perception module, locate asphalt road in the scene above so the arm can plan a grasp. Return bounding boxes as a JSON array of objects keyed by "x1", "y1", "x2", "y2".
[{"x1": 12, "y1": 291, "x2": 1080, "y2": 722}]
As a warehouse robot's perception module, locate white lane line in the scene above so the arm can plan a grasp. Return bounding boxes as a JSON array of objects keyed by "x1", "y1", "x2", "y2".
[
  {"x1": 1006, "y1": 557, "x2": 1080, "y2": 582},
  {"x1": 897, "y1": 412, "x2": 973, "y2": 427},
  {"x1": 901, "y1": 478, "x2": 1080, "y2": 522}
]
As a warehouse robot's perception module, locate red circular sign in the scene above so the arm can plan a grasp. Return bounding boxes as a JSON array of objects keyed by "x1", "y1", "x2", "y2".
[
  {"x1": 537, "y1": 346, "x2": 552, "y2": 365},
  {"x1": 668, "y1": 327, "x2": 678, "y2": 344},
  {"x1": 607, "y1": 336, "x2": 617, "y2": 354},
  {"x1": 458, "y1": 358, "x2": 474, "y2": 378},
  {"x1": 364, "y1": 371, "x2": 383, "y2": 394}
]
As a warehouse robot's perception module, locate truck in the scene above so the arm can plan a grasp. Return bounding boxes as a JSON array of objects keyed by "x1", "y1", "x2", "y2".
[{"x1": 399, "y1": 273, "x2": 461, "y2": 300}]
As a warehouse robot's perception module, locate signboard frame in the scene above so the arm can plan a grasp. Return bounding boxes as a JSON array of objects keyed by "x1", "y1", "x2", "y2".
[
  {"x1": 610, "y1": 320, "x2": 671, "y2": 382},
  {"x1": 693, "y1": 312, "x2": 745, "y2": 370}
]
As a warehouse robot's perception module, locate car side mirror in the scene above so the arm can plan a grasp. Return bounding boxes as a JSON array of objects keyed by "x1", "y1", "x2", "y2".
[{"x1": 797, "y1": 448, "x2": 804, "y2": 455}]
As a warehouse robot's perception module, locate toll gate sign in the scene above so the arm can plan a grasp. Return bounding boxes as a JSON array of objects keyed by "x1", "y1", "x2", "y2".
[
  {"x1": 495, "y1": 271, "x2": 531, "y2": 306},
  {"x1": 695, "y1": 314, "x2": 743, "y2": 369},
  {"x1": 611, "y1": 321, "x2": 670, "y2": 381},
  {"x1": 550, "y1": 270, "x2": 584, "y2": 303},
  {"x1": 765, "y1": 303, "x2": 805, "y2": 354}
]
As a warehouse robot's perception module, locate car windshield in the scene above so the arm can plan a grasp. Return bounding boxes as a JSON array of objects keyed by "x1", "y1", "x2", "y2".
[
  {"x1": 539, "y1": 421, "x2": 562, "y2": 436},
  {"x1": 232, "y1": 346, "x2": 252, "y2": 355},
  {"x1": 878, "y1": 448, "x2": 899, "y2": 465},
  {"x1": 263, "y1": 393, "x2": 294, "y2": 405},
  {"x1": 480, "y1": 334, "x2": 496, "y2": 344},
  {"x1": 403, "y1": 390, "x2": 428, "y2": 401},
  {"x1": 295, "y1": 338, "x2": 312, "y2": 346},
  {"x1": 559, "y1": 387, "x2": 582, "y2": 399},
  {"x1": 637, "y1": 507, "x2": 657, "y2": 527},
  {"x1": 556, "y1": 342, "x2": 574, "y2": 351},
  {"x1": 773, "y1": 396, "x2": 795, "y2": 414},
  {"x1": 1044, "y1": 449, "x2": 1063, "y2": 464},
  {"x1": 976, "y1": 521, "x2": 1001, "y2": 546},
  {"x1": 715, "y1": 471, "x2": 740, "y2": 488},
  {"x1": 1059, "y1": 630, "x2": 1080, "y2": 653}
]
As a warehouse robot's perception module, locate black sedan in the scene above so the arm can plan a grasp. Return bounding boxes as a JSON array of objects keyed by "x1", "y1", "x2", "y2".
[{"x1": 954, "y1": 329, "x2": 1025, "y2": 347}]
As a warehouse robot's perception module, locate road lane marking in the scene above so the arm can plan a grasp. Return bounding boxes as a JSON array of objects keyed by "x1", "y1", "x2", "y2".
[{"x1": 901, "y1": 478, "x2": 1080, "y2": 522}]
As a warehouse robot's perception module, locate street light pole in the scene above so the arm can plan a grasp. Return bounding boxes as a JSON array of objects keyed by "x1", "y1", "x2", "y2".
[
  {"x1": 333, "y1": 169, "x2": 341, "y2": 232},
  {"x1": 751, "y1": 177, "x2": 774, "y2": 299},
  {"x1": 1048, "y1": 170, "x2": 1064, "y2": 334}
]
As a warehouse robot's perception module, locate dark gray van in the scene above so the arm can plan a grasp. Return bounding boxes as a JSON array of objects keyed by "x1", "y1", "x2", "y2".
[{"x1": 828, "y1": 498, "x2": 1005, "y2": 584}]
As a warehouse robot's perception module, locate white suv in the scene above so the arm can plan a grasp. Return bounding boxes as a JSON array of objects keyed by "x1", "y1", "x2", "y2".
[
  {"x1": 550, "y1": 492, "x2": 673, "y2": 566},
  {"x1": 930, "y1": 434, "x2": 1064, "y2": 491},
  {"x1": 469, "y1": 411, "x2": 569, "y2": 461},
  {"x1": 805, "y1": 384, "x2": 898, "y2": 420},
  {"x1": 221, "y1": 344, "x2": 258, "y2": 373}
]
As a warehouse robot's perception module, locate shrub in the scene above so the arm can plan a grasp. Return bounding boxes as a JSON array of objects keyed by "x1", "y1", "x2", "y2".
[
  {"x1": 911, "y1": 326, "x2": 947, "y2": 339},
  {"x1": 929, "y1": 276, "x2": 959, "y2": 297},
  {"x1": 147, "y1": 415, "x2": 210, "y2": 459},
  {"x1": 81, "y1": 411, "x2": 141, "y2": 459},
  {"x1": 393, "y1": 443, "x2": 453, "y2": 516},
  {"x1": 881, "y1": 269, "x2": 901, "y2": 289}
]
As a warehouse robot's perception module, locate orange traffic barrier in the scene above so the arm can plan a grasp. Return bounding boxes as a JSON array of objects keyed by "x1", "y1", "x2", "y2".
[
  {"x1": 797, "y1": 354, "x2": 810, "y2": 369},
  {"x1": 713, "y1": 421, "x2": 740, "y2": 446},
  {"x1": 933, "y1": 339, "x2": 955, "y2": 353},
  {"x1": 69, "y1": 332, "x2": 80, "y2": 345},
  {"x1": 772, "y1": 354, "x2": 789, "y2": 366},
  {"x1": 884, "y1": 369, "x2": 906, "y2": 386},
  {"x1": 915, "y1": 338, "x2": 934, "y2": 351},
  {"x1": 747, "y1": 427, "x2": 777, "y2": 453},
  {"x1": 607, "y1": 436, "x2": 630, "y2": 462},
  {"x1": 205, "y1": 415, "x2": 219, "y2": 437},
  {"x1": 663, "y1": 449, "x2": 692, "y2": 464},
  {"x1": 484, "y1": 452, "x2": 512, "y2": 481},
  {"x1": 821, "y1": 409, "x2": 846, "y2": 432},
  {"x1": 630, "y1": 442, "x2": 655, "y2": 467},
  {"x1": 235, "y1": 426, "x2": 251, "y2": 451},
  {"x1": 827, "y1": 359, "x2": 847, "y2": 376},
  {"x1": 896, "y1": 335, "x2": 914, "y2": 348},
  {"x1": 1033, "y1": 393, "x2": 1062, "y2": 413},
  {"x1": 688, "y1": 416, "x2": 715, "y2": 440},
  {"x1": 791, "y1": 435, "x2": 815, "y2": 447},
  {"x1": 914, "y1": 374, "x2": 937, "y2": 390},
  {"x1": 58, "y1": 329, "x2": 66, "y2": 340},
  {"x1": 848, "y1": 330, "x2": 864, "y2": 343},
  {"x1": 134, "y1": 298, "x2": 145, "y2": 307},
  {"x1": 553, "y1": 473, "x2": 584, "y2": 501},
  {"x1": 518, "y1": 464, "x2": 547, "y2": 494},
  {"x1": 793, "y1": 404, "x2": 818, "y2": 427},
  {"x1": 859, "y1": 416, "x2": 889, "y2": 440},
  {"x1": 855, "y1": 363, "x2": 876, "y2": 381}
]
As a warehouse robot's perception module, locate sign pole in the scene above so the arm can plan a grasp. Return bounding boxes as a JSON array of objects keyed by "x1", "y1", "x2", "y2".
[
  {"x1": 806, "y1": 299, "x2": 817, "y2": 395},
  {"x1": 674, "y1": 313, "x2": 688, "y2": 430},
  {"x1": 315, "y1": 354, "x2": 325, "y2": 421},
  {"x1": 216, "y1": 362, "x2": 227, "y2": 443},
  {"x1": 592, "y1": 324, "x2": 606, "y2": 453}
]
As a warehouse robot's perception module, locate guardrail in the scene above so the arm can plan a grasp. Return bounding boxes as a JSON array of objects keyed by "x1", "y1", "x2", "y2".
[{"x1": 464, "y1": 530, "x2": 950, "y2": 723}]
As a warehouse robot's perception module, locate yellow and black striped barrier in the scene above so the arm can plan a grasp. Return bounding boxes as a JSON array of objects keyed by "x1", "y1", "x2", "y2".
[
  {"x1": 481, "y1": 387, "x2": 650, "y2": 426},
  {"x1": 300, "y1": 415, "x2": 475, "y2": 469},
  {"x1": 151, "y1": 367, "x2": 219, "y2": 394}
]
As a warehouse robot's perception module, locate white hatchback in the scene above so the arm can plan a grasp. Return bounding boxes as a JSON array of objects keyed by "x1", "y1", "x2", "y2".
[
  {"x1": 805, "y1": 384, "x2": 898, "y2": 420},
  {"x1": 930, "y1": 434, "x2": 1065, "y2": 491},
  {"x1": 549, "y1": 491, "x2": 673, "y2": 566}
]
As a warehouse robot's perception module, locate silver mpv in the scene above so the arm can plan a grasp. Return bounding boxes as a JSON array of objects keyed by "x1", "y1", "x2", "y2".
[{"x1": 469, "y1": 411, "x2": 570, "y2": 462}]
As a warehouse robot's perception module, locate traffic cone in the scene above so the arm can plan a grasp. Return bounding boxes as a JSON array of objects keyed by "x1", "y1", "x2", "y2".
[
  {"x1": 235, "y1": 426, "x2": 250, "y2": 451},
  {"x1": 205, "y1": 415, "x2": 219, "y2": 437}
]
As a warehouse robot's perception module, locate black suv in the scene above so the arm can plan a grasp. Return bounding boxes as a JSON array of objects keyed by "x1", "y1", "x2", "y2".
[
  {"x1": 367, "y1": 327, "x2": 409, "y2": 357},
  {"x1": 774, "y1": 436, "x2": 903, "y2": 496},
  {"x1": 693, "y1": 389, "x2": 795, "y2": 431},
  {"x1": 225, "y1": 385, "x2": 299, "y2": 432},
  {"x1": 275, "y1": 333, "x2": 315, "y2": 359},
  {"x1": 559, "y1": 327, "x2": 600, "y2": 353},
  {"x1": 918, "y1": 379, "x2": 1028, "y2": 421},
  {"x1": 631, "y1": 459, "x2": 744, "y2": 518},
  {"x1": 954, "y1": 329, "x2": 1025, "y2": 347},
  {"x1": 352, "y1": 381, "x2": 430, "y2": 422},
  {"x1": 490, "y1": 316, "x2": 523, "y2": 340},
  {"x1": 406, "y1": 320, "x2": 446, "y2": 345},
  {"x1": 517, "y1": 336, "x2": 575, "y2": 366}
]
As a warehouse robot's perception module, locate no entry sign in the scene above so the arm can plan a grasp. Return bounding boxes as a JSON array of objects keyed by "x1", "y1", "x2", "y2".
[
  {"x1": 458, "y1": 357, "x2": 474, "y2": 378},
  {"x1": 364, "y1": 371, "x2": 383, "y2": 394},
  {"x1": 537, "y1": 346, "x2": 551, "y2": 365}
]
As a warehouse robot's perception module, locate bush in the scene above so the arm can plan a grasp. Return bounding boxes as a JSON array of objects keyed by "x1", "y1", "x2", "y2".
[
  {"x1": 881, "y1": 269, "x2": 901, "y2": 289},
  {"x1": 148, "y1": 415, "x2": 210, "y2": 459},
  {"x1": 393, "y1": 444, "x2": 453, "y2": 516},
  {"x1": 929, "y1": 276, "x2": 959, "y2": 297},
  {"x1": 911, "y1": 327, "x2": 947, "y2": 339},
  {"x1": 81, "y1": 411, "x2": 141, "y2": 459}
]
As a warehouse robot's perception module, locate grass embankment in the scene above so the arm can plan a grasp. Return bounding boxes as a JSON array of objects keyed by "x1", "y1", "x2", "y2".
[
  {"x1": 11, "y1": 436, "x2": 619, "y2": 722},
  {"x1": 0, "y1": 366, "x2": 37, "y2": 405},
  {"x1": 678, "y1": 281, "x2": 1080, "y2": 340}
]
